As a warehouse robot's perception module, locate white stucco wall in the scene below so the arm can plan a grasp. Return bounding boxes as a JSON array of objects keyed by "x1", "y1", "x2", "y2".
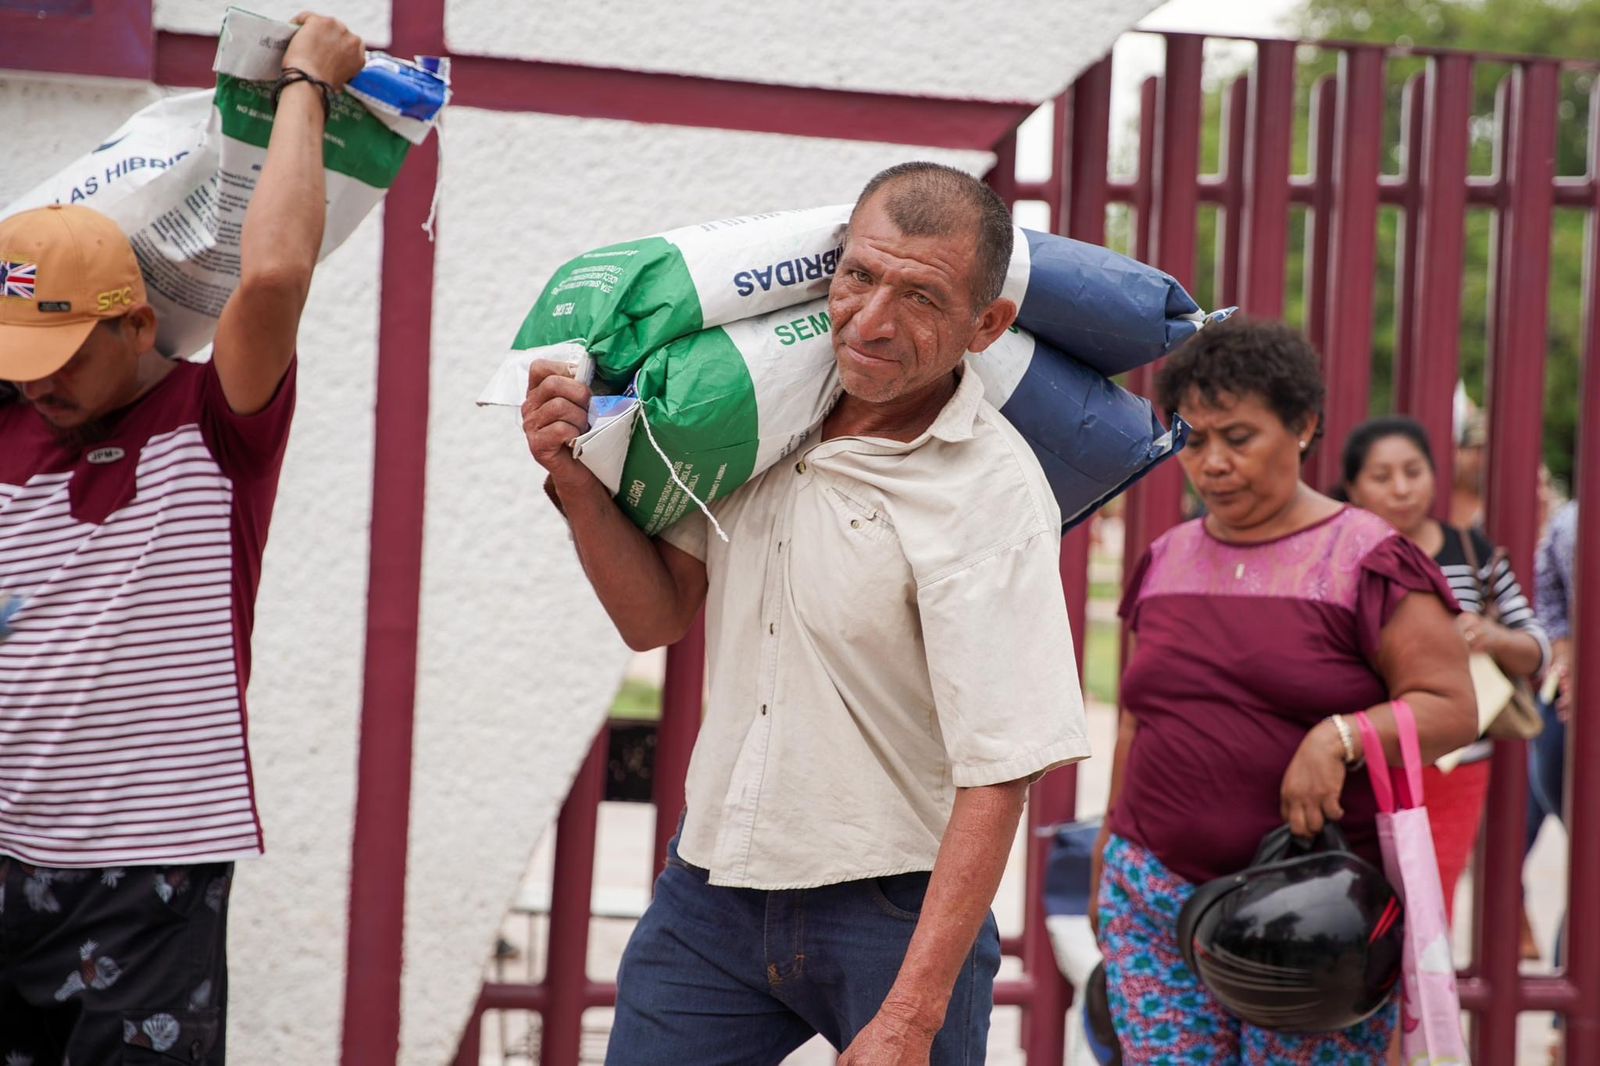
[
  {"x1": 3, "y1": 1, "x2": 1160, "y2": 1062},
  {"x1": 155, "y1": 0, "x2": 391, "y2": 46},
  {"x1": 227, "y1": 212, "x2": 381, "y2": 1065},
  {"x1": 445, "y1": 0, "x2": 1150, "y2": 101}
]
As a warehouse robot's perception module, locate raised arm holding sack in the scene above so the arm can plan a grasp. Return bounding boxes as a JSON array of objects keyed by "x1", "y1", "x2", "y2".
[{"x1": 1, "y1": 7, "x2": 447, "y2": 362}]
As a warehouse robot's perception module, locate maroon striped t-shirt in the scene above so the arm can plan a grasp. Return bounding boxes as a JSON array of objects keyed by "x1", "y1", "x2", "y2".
[
  {"x1": 1112, "y1": 507, "x2": 1458, "y2": 885},
  {"x1": 0, "y1": 359, "x2": 294, "y2": 868}
]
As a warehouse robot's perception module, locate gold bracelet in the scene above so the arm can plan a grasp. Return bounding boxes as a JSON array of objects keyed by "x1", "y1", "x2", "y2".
[{"x1": 1329, "y1": 714, "x2": 1359, "y2": 766}]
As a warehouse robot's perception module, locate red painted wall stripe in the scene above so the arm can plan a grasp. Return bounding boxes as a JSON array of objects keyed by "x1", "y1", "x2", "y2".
[
  {"x1": 0, "y1": 0, "x2": 153, "y2": 81},
  {"x1": 152, "y1": 31, "x2": 1031, "y2": 151},
  {"x1": 445, "y1": 54, "x2": 1033, "y2": 150}
]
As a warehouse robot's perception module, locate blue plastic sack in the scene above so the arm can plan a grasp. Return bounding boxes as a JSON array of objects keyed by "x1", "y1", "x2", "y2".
[
  {"x1": 1043, "y1": 818, "x2": 1104, "y2": 918},
  {"x1": 1008, "y1": 228, "x2": 1232, "y2": 378},
  {"x1": 971, "y1": 329, "x2": 1188, "y2": 530}
]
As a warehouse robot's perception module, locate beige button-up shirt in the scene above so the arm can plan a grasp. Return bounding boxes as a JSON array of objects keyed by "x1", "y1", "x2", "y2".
[{"x1": 662, "y1": 366, "x2": 1089, "y2": 889}]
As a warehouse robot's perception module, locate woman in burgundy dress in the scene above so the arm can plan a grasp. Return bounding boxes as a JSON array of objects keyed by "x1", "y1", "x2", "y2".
[
  {"x1": 1341, "y1": 416, "x2": 1548, "y2": 925},
  {"x1": 1090, "y1": 319, "x2": 1476, "y2": 1064}
]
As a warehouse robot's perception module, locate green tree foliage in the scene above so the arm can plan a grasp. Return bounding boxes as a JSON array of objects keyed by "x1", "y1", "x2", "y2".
[{"x1": 1179, "y1": 0, "x2": 1597, "y2": 483}]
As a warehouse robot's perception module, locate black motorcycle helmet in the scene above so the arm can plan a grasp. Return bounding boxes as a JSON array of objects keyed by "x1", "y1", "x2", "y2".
[
  {"x1": 1083, "y1": 961, "x2": 1123, "y2": 1064},
  {"x1": 1176, "y1": 823, "x2": 1404, "y2": 1033}
]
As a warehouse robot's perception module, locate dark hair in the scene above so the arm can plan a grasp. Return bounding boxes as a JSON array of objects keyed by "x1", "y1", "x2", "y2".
[
  {"x1": 1341, "y1": 415, "x2": 1435, "y2": 489},
  {"x1": 1155, "y1": 316, "x2": 1326, "y2": 448},
  {"x1": 851, "y1": 161, "x2": 1014, "y2": 308}
]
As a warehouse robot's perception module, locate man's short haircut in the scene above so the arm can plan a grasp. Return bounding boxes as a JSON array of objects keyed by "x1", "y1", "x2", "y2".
[
  {"x1": 850, "y1": 162, "x2": 1014, "y2": 309},
  {"x1": 1156, "y1": 316, "x2": 1327, "y2": 448}
]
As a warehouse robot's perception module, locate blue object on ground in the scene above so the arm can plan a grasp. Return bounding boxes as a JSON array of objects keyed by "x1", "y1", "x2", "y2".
[{"x1": 1044, "y1": 818, "x2": 1105, "y2": 918}]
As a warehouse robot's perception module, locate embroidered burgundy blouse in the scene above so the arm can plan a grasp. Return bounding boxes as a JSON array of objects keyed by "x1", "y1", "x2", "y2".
[{"x1": 1112, "y1": 507, "x2": 1458, "y2": 884}]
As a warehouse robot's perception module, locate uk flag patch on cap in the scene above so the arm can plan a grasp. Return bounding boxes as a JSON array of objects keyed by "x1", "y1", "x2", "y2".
[{"x1": 1, "y1": 261, "x2": 38, "y2": 299}]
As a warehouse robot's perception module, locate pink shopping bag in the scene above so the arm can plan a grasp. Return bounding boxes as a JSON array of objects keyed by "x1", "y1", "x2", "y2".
[{"x1": 1355, "y1": 701, "x2": 1471, "y2": 1065}]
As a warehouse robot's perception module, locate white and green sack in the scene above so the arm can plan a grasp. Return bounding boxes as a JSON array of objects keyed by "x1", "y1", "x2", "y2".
[
  {"x1": 483, "y1": 300, "x2": 840, "y2": 534},
  {"x1": 1, "y1": 7, "x2": 448, "y2": 359},
  {"x1": 510, "y1": 205, "x2": 850, "y2": 388},
  {"x1": 479, "y1": 302, "x2": 1185, "y2": 536},
  {"x1": 480, "y1": 204, "x2": 1212, "y2": 537}
]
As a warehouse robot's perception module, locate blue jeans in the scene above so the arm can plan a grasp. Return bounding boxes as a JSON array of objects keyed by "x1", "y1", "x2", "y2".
[
  {"x1": 1525, "y1": 693, "x2": 1567, "y2": 852},
  {"x1": 606, "y1": 841, "x2": 1001, "y2": 1065},
  {"x1": 1524, "y1": 694, "x2": 1568, "y2": 1016}
]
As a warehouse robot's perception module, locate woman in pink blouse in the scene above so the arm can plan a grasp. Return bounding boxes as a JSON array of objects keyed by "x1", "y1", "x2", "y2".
[{"x1": 1090, "y1": 318, "x2": 1476, "y2": 1064}]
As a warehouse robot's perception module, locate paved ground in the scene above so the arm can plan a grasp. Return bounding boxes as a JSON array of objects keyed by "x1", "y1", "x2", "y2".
[{"x1": 475, "y1": 691, "x2": 1571, "y2": 1064}]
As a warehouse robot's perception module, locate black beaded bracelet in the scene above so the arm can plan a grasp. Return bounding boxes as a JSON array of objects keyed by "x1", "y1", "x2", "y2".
[{"x1": 271, "y1": 67, "x2": 336, "y2": 120}]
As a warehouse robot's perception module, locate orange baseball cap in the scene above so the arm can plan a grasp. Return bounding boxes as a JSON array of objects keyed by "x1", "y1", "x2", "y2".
[{"x1": 0, "y1": 204, "x2": 148, "y2": 382}]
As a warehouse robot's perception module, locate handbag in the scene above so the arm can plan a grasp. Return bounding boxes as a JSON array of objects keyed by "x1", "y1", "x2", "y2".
[
  {"x1": 1458, "y1": 532, "x2": 1543, "y2": 740},
  {"x1": 1355, "y1": 703, "x2": 1472, "y2": 1064}
]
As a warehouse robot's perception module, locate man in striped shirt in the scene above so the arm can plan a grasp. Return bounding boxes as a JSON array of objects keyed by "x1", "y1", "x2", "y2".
[{"x1": 0, "y1": 16, "x2": 363, "y2": 1062}]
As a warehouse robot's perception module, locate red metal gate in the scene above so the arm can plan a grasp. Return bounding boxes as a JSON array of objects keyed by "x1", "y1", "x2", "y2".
[
  {"x1": 458, "y1": 30, "x2": 1600, "y2": 1066},
  {"x1": 1002, "y1": 31, "x2": 1600, "y2": 1065}
]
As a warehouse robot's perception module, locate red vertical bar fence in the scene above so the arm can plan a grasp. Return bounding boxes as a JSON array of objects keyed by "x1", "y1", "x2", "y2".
[
  {"x1": 1133, "y1": 76, "x2": 1160, "y2": 264},
  {"x1": 1304, "y1": 75, "x2": 1340, "y2": 355},
  {"x1": 540, "y1": 730, "x2": 608, "y2": 1066},
  {"x1": 1240, "y1": 39, "x2": 1296, "y2": 318},
  {"x1": 1059, "y1": 55, "x2": 1113, "y2": 684},
  {"x1": 652, "y1": 622, "x2": 705, "y2": 875},
  {"x1": 1563, "y1": 76, "x2": 1600, "y2": 1063},
  {"x1": 1401, "y1": 55, "x2": 1474, "y2": 516},
  {"x1": 1313, "y1": 46, "x2": 1385, "y2": 492},
  {"x1": 1218, "y1": 75, "x2": 1250, "y2": 308},
  {"x1": 1393, "y1": 71, "x2": 1427, "y2": 402},
  {"x1": 1477, "y1": 60, "x2": 1560, "y2": 1065},
  {"x1": 1123, "y1": 35, "x2": 1203, "y2": 582},
  {"x1": 985, "y1": 130, "x2": 1020, "y2": 205}
]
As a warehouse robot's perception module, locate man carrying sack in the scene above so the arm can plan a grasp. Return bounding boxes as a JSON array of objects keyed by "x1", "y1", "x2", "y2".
[
  {"x1": 523, "y1": 162, "x2": 1091, "y2": 1064},
  {"x1": 0, "y1": 15, "x2": 363, "y2": 1062}
]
